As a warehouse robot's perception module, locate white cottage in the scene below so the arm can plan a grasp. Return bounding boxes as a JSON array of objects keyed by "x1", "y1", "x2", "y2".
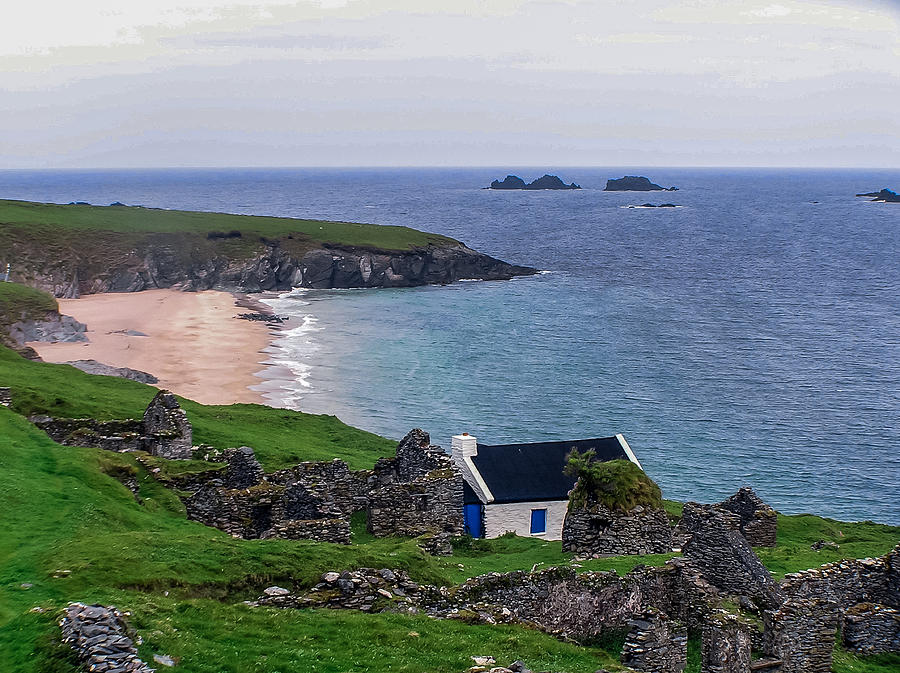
[{"x1": 451, "y1": 433, "x2": 642, "y2": 540}]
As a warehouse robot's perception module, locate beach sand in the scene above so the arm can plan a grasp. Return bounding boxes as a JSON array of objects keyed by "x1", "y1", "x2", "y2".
[{"x1": 27, "y1": 289, "x2": 274, "y2": 405}]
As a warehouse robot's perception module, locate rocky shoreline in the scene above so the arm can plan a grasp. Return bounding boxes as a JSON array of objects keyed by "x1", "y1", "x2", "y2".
[{"x1": 14, "y1": 237, "x2": 537, "y2": 299}]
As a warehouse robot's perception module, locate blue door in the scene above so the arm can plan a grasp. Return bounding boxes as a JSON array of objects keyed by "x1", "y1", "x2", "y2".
[
  {"x1": 464, "y1": 504, "x2": 483, "y2": 538},
  {"x1": 530, "y1": 508, "x2": 546, "y2": 534}
]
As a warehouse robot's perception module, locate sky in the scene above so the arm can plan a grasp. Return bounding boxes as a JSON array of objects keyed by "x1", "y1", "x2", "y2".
[{"x1": 1, "y1": 0, "x2": 899, "y2": 168}]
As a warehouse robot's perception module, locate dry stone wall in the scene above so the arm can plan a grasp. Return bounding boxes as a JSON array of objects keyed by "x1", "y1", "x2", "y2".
[
  {"x1": 762, "y1": 597, "x2": 839, "y2": 673},
  {"x1": 842, "y1": 602, "x2": 900, "y2": 655},
  {"x1": 367, "y1": 429, "x2": 464, "y2": 547},
  {"x1": 683, "y1": 509, "x2": 782, "y2": 608},
  {"x1": 679, "y1": 487, "x2": 777, "y2": 549},
  {"x1": 562, "y1": 502, "x2": 673, "y2": 556},
  {"x1": 779, "y1": 547, "x2": 899, "y2": 613},
  {"x1": 0, "y1": 387, "x2": 11, "y2": 407},
  {"x1": 621, "y1": 608, "x2": 687, "y2": 673},
  {"x1": 700, "y1": 611, "x2": 753, "y2": 673},
  {"x1": 59, "y1": 603, "x2": 154, "y2": 673}
]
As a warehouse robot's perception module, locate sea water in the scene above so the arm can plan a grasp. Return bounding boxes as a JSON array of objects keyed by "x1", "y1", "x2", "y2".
[{"x1": 1, "y1": 167, "x2": 898, "y2": 524}]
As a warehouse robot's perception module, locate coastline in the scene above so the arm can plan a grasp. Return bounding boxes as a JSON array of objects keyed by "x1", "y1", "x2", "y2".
[{"x1": 27, "y1": 289, "x2": 277, "y2": 406}]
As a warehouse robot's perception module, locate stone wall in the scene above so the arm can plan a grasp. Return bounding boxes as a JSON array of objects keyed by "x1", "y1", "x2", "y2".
[
  {"x1": 424, "y1": 559, "x2": 719, "y2": 641},
  {"x1": 31, "y1": 388, "x2": 193, "y2": 459},
  {"x1": 59, "y1": 603, "x2": 153, "y2": 673},
  {"x1": 718, "y1": 487, "x2": 777, "y2": 547},
  {"x1": 682, "y1": 508, "x2": 781, "y2": 608},
  {"x1": 842, "y1": 602, "x2": 900, "y2": 655},
  {"x1": 763, "y1": 597, "x2": 839, "y2": 673},
  {"x1": 621, "y1": 608, "x2": 687, "y2": 673},
  {"x1": 142, "y1": 390, "x2": 192, "y2": 459},
  {"x1": 183, "y1": 447, "x2": 351, "y2": 543},
  {"x1": 367, "y1": 429, "x2": 464, "y2": 546},
  {"x1": 700, "y1": 611, "x2": 753, "y2": 673},
  {"x1": 562, "y1": 501, "x2": 673, "y2": 556},
  {"x1": 269, "y1": 458, "x2": 371, "y2": 517},
  {"x1": 0, "y1": 387, "x2": 11, "y2": 407},
  {"x1": 779, "y1": 546, "x2": 898, "y2": 613},
  {"x1": 679, "y1": 487, "x2": 777, "y2": 549}
]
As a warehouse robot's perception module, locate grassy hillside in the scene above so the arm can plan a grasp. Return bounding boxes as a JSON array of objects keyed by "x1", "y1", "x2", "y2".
[
  {"x1": 0, "y1": 283, "x2": 58, "y2": 327},
  {"x1": 0, "y1": 344, "x2": 395, "y2": 470},
  {"x1": 1, "y1": 346, "x2": 898, "y2": 672},
  {"x1": 0, "y1": 198, "x2": 457, "y2": 252}
]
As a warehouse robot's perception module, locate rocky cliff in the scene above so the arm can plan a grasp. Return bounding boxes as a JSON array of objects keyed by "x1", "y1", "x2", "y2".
[{"x1": 1, "y1": 202, "x2": 537, "y2": 297}]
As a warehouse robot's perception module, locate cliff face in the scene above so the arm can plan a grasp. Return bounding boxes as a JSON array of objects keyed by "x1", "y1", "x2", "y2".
[{"x1": 12, "y1": 235, "x2": 536, "y2": 298}]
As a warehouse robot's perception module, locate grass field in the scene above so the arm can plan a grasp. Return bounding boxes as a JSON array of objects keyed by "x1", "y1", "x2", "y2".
[
  {"x1": 0, "y1": 344, "x2": 898, "y2": 672},
  {"x1": 0, "y1": 198, "x2": 457, "y2": 251}
]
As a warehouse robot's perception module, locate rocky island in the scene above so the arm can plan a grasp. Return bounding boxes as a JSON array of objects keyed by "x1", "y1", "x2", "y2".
[
  {"x1": 605, "y1": 176, "x2": 678, "y2": 191},
  {"x1": 856, "y1": 188, "x2": 900, "y2": 202},
  {"x1": 488, "y1": 174, "x2": 581, "y2": 190}
]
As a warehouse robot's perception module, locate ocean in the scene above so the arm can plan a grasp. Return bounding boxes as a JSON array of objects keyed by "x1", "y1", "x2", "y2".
[{"x1": 2, "y1": 167, "x2": 898, "y2": 524}]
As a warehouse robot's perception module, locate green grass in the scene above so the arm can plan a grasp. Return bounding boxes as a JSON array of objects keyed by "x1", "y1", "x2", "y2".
[
  {"x1": 0, "y1": 344, "x2": 396, "y2": 471},
  {"x1": 1, "y1": 344, "x2": 899, "y2": 672},
  {"x1": 756, "y1": 513, "x2": 900, "y2": 578},
  {"x1": 0, "y1": 198, "x2": 457, "y2": 251},
  {"x1": 0, "y1": 283, "x2": 58, "y2": 329}
]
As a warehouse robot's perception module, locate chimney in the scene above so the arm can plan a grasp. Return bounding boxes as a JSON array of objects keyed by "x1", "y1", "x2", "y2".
[{"x1": 451, "y1": 433, "x2": 478, "y2": 463}]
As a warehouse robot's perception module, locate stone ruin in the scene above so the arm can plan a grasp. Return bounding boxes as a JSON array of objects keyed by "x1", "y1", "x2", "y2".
[
  {"x1": 680, "y1": 486, "x2": 777, "y2": 548},
  {"x1": 682, "y1": 506, "x2": 783, "y2": 609},
  {"x1": 184, "y1": 446, "x2": 352, "y2": 544},
  {"x1": 31, "y1": 389, "x2": 193, "y2": 459},
  {"x1": 367, "y1": 428, "x2": 464, "y2": 554},
  {"x1": 254, "y1": 489, "x2": 899, "y2": 673},
  {"x1": 180, "y1": 429, "x2": 464, "y2": 551},
  {"x1": 561, "y1": 500, "x2": 673, "y2": 556},
  {"x1": 0, "y1": 387, "x2": 10, "y2": 407}
]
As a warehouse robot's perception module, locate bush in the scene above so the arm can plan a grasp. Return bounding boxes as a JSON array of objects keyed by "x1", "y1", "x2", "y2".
[{"x1": 564, "y1": 452, "x2": 662, "y2": 512}]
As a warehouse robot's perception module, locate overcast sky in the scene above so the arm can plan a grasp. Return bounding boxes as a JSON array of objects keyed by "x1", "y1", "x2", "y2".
[{"x1": 2, "y1": 0, "x2": 898, "y2": 168}]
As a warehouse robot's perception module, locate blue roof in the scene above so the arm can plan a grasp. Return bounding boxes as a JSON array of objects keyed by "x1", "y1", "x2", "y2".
[{"x1": 469, "y1": 436, "x2": 630, "y2": 504}]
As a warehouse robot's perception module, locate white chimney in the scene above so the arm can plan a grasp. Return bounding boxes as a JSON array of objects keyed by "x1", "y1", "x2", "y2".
[{"x1": 451, "y1": 433, "x2": 478, "y2": 462}]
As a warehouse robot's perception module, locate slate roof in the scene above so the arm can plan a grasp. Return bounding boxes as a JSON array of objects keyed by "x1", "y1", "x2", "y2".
[{"x1": 469, "y1": 437, "x2": 630, "y2": 504}]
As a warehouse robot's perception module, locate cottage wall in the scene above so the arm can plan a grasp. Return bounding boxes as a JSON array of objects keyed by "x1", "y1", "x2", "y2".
[{"x1": 483, "y1": 500, "x2": 569, "y2": 540}]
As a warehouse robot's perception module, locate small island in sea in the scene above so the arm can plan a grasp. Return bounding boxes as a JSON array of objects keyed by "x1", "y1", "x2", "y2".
[
  {"x1": 488, "y1": 174, "x2": 581, "y2": 190},
  {"x1": 856, "y1": 188, "x2": 900, "y2": 203},
  {"x1": 605, "y1": 176, "x2": 678, "y2": 191}
]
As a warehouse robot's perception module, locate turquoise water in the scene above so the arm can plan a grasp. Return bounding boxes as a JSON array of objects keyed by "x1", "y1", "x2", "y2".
[{"x1": 2, "y1": 167, "x2": 898, "y2": 523}]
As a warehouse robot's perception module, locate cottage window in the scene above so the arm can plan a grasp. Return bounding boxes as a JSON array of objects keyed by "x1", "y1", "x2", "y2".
[{"x1": 530, "y1": 508, "x2": 547, "y2": 535}]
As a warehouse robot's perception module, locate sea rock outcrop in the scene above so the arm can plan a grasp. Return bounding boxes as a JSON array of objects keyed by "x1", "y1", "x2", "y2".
[
  {"x1": 856, "y1": 188, "x2": 900, "y2": 202},
  {"x1": 605, "y1": 176, "x2": 677, "y2": 191},
  {"x1": 488, "y1": 174, "x2": 580, "y2": 190}
]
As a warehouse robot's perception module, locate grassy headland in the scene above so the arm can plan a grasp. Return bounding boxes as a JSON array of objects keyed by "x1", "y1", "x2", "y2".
[
  {"x1": 0, "y1": 198, "x2": 456, "y2": 251},
  {"x1": 0, "y1": 344, "x2": 898, "y2": 672}
]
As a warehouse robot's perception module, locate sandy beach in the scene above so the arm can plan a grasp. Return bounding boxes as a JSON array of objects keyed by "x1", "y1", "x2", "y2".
[{"x1": 27, "y1": 289, "x2": 274, "y2": 405}]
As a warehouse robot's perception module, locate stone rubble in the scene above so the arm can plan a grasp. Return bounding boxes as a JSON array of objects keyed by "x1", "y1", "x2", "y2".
[{"x1": 59, "y1": 602, "x2": 155, "y2": 673}]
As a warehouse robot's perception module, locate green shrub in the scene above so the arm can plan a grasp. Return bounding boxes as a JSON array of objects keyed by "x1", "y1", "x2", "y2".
[{"x1": 564, "y1": 452, "x2": 663, "y2": 512}]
